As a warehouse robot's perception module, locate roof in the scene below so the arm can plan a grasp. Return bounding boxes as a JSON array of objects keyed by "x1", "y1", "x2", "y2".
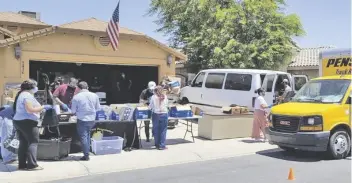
[
  {"x1": 201, "y1": 69, "x2": 287, "y2": 74},
  {"x1": 0, "y1": 12, "x2": 48, "y2": 26},
  {"x1": 0, "y1": 15, "x2": 187, "y2": 60},
  {"x1": 0, "y1": 27, "x2": 16, "y2": 37},
  {"x1": 312, "y1": 75, "x2": 352, "y2": 80},
  {"x1": 288, "y1": 46, "x2": 336, "y2": 67},
  {"x1": 58, "y1": 18, "x2": 143, "y2": 36}
]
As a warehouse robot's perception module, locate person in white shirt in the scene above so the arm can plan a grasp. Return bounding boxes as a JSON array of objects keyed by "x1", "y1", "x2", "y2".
[
  {"x1": 252, "y1": 88, "x2": 271, "y2": 142},
  {"x1": 149, "y1": 86, "x2": 169, "y2": 150}
]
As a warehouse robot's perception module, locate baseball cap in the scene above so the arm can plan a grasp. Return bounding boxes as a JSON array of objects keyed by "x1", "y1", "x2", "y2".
[{"x1": 148, "y1": 81, "x2": 156, "y2": 90}]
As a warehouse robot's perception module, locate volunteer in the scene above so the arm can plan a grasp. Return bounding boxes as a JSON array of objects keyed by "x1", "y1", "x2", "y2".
[
  {"x1": 252, "y1": 88, "x2": 271, "y2": 142},
  {"x1": 53, "y1": 77, "x2": 79, "y2": 111},
  {"x1": 278, "y1": 79, "x2": 292, "y2": 103},
  {"x1": 149, "y1": 86, "x2": 169, "y2": 150},
  {"x1": 71, "y1": 81, "x2": 101, "y2": 161},
  {"x1": 49, "y1": 77, "x2": 63, "y2": 93},
  {"x1": 139, "y1": 81, "x2": 156, "y2": 142},
  {"x1": 12, "y1": 79, "x2": 52, "y2": 170}
]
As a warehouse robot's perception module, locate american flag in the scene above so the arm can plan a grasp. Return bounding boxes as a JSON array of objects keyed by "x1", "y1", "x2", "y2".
[{"x1": 107, "y1": 1, "x2": 120, "y2": 51}]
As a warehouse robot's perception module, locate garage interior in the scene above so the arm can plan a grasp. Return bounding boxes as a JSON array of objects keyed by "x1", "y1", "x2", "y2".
[{"x1": 29, "y1": 61, "x2": 159, "y2": 104}]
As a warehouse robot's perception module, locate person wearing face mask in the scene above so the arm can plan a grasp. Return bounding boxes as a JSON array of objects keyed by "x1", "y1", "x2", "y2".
[
  {"x1": 12, "y1": 79, "x2": 52, "y2": 171},
  {"x1": 139, "y1": 81, "x2": 156, "y2": 142},
  {"x1": 52, "y1": 77, "x2": 80, "y2": 112},
  {"x1": 251, "y1": 88, "x2": 272, "y2": 142}
]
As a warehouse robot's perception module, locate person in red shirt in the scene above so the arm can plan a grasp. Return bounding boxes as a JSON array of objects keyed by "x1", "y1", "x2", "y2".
[{"x1": 53, "y1": 78, "x2": 80, "y2": 111}]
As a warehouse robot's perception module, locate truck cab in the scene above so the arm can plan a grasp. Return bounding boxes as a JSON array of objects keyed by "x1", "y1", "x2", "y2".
[{"x1": 265, "y1": 49, "x2": 351, "y2": 159}]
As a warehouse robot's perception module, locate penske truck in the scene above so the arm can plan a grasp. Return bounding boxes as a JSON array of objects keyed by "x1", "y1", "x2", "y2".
[{"x1": 265, "y1": 48, "x2": 351, "y2": 159}]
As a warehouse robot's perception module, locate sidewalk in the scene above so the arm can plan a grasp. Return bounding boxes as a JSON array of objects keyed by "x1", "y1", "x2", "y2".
[{"x1": 0, "y1": 122, "x2": 276, "y2": 183}]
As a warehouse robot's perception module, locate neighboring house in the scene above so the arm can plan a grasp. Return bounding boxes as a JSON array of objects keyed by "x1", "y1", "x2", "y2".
[{"x1": 287, "y1": 46, "x2": 336, "y2": 79}]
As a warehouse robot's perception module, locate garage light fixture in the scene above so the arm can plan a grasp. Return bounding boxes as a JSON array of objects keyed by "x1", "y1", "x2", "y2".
[
  {"x1": 14, "y1": 43, "x2": 21, "y2": 60},
  {"x1": 167, "y1": 55, "x2": 172, "y2": 66}
]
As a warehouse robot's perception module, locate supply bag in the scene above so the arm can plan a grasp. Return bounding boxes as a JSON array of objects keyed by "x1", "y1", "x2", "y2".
[{"x1": 2, "y1": 118, "x2": 19, "y2": 155}]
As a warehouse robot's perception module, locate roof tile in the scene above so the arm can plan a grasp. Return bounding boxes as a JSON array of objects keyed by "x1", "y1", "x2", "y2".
[
  {"x1": 59, "y1": 18, "x2": 143, "y2": 35},
  {"x1": 0, "y1": 12, "x2": 48, "y2": 26},
  {"x1": 288, "y1": 46, "x2": 336, "y2": 67}
]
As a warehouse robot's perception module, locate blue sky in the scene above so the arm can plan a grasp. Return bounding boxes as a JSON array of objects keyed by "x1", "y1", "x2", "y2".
[{"x1": 0, "y1": 0, "x2": 350, "y2": 48}]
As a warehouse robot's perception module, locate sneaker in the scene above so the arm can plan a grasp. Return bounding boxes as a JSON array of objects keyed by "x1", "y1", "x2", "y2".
[
  {"x1": 146, "y1": 138, "x2": 150, "y2": 142},
  {"x1": 80, "y1": 156, "x2": 90, "y2": 161},
  {"x1": 26, "y1": 166, "x2": 44, "y2": 171},
  {"x1": 158, "y1": 147, "x2": 168, "y2": 150}
]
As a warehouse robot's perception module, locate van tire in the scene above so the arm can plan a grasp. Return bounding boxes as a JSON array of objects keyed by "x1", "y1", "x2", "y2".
[
  {"x1": 328, "y1": 129, "x2": 351, "y2": 159},
  {"x1": 180, "y1": 97, "x2": 189, "y2": 105}
]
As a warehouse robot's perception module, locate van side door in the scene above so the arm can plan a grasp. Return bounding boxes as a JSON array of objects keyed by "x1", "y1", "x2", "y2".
[
  {"x1": 292, "y1": 75, "x2": 309, "y2": 92},
  {"x1": 261, "y1": 73, "x2": 277, "y2": 105},
  {"x1": 202, "y1": 72, "x2": 226, "y2": 106}
]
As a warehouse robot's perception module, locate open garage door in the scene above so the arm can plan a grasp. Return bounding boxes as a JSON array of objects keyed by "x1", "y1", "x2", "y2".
[{"x1": 29, "y1": 61, "x2": 158, "y2": 104}]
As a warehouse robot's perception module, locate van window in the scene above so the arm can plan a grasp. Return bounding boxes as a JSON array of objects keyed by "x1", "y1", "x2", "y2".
[
  {"x1": 260, "y1": 74, "x2": 266, "y2": 85},
  {"x1": 205, "y1": 73, "x2": 225, "y2": 89},
  {"x1": 224, "y1": 73, "x2": 252, "y2": 91},
  {"x1": 192, "y1": 72, "x2": 205, "y2": 87},
  {"x1": 265, "y1": 75, "x2": 275, "y2": 92}
]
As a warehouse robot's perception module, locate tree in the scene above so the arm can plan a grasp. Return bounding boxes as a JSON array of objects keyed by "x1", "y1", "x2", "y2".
[{"x1": 148, "y1": 0, "x2": 305, "y2": 72}]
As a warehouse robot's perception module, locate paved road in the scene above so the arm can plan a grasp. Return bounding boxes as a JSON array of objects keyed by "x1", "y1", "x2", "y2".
[{"x1": 46, "y1": 149, "x2": 351, "y2": 183}]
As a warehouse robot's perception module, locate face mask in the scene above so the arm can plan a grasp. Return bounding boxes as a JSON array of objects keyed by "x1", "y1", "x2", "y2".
[{"x1": 31, "y1": 87, "x2": 38, "y2": 94}]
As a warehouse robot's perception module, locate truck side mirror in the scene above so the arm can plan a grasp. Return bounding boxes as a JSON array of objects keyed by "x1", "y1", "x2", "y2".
[{"x1": 346, "y1": 97, "x2": 351, "y2": 105}]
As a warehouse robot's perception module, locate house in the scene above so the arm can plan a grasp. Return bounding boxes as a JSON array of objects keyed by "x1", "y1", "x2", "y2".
[
  {"x1": 287, "y1": 46, "x2": 336, "y2": 79},
  {"x1": 0, "y1": 11, "x2": 186, "y2": 105}
]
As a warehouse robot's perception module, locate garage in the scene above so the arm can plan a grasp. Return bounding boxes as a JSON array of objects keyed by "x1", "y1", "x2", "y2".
[
  {"x1": 0, "y1": 12, "x2": 186, "y2": 105},
  {"x1": 30, "y1": 61, "x2": 159, "y2": 104}
]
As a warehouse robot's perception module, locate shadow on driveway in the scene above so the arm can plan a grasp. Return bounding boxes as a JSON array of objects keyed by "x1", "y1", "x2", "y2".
[{"x1": 256, "y1": 148, "x2": 327, "y2": 162}]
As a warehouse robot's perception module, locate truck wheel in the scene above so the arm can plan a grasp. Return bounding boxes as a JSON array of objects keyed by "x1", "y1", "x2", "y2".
[
  {"x1": 328, "y1": 130, "x2": 351, "y2": 159},
  {"x1": 279, "y1": 146, "x2": 295, "y2": 152}
]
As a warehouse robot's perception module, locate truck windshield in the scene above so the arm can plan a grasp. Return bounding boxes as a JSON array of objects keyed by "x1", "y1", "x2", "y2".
[{"x1": 291, "y1": 79, "x2": 350, "y2": 104}]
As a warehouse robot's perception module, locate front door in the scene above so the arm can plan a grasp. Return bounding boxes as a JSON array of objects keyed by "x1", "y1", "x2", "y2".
[{"x1": 187, "y1": 72, "x2": 206, "y2": 104}]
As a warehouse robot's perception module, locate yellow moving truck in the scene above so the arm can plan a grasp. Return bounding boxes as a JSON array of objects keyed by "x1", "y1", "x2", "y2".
[{"x1": 265, "y1": 49, "x2": 351, "y2": 159}]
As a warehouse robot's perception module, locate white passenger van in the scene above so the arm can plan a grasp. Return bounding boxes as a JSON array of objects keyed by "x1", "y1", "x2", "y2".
[{"x1": 179, "y1": 69, "x2": 308, "y2": 110}]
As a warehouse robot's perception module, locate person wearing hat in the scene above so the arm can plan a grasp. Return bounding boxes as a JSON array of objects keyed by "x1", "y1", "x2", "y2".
[
  {"x1": 279, "y1": 79, "x2": 292, "y2": 103},
  {"x1": 139, "y1": 81, "x2": 156, "y2": 142}
]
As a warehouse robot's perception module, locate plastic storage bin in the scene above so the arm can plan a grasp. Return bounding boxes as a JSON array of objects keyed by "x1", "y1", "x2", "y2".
[{"x1": 91, "y1": 136, "x2": 123, "y2": 155}]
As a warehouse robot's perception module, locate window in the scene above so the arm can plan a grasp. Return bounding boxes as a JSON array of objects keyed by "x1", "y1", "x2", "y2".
[
  {"x1": 205, "y1": 73, "x2": 225, "y2": 89},
  {"x1": 260, "y1": 74, "x2": 266, "y2": 85},
  {"x1": 191, "y1": 72, "x2": 205, "y2": 87},
  {"x1": 224, "y1": 73, "x2": 252, "y2": 91},
  {"x1": 294, "y1": 77, "x2": 306, "y2": 91},
  {"x1": 264, "y1": 74, "x2": 275, "y2": 92}
]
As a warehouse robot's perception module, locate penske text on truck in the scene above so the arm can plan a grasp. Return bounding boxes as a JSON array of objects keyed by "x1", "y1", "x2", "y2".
[{"x1": 266, "y1": 48, "x2": 351, "y2": 159}]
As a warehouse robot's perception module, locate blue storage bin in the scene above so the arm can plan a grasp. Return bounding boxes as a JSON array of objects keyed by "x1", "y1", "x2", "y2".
[
  {"x1": 134, "y1": 107, "x2": 151, "y2": 120},
  {"x1": 168, "y1": 81, "x2": 180, "y2": 88},
  {"x1": 169, "y1": 106, "x2": 193, "y2": 118}
]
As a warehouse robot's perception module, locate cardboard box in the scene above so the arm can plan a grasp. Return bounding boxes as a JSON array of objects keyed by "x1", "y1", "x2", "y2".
[
  {"x1": 190, "y1": 105, "x2": 203, "y2": 115},
  {"x1": 221, "y1": 106, "x2": 241, "y2": 115}
]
